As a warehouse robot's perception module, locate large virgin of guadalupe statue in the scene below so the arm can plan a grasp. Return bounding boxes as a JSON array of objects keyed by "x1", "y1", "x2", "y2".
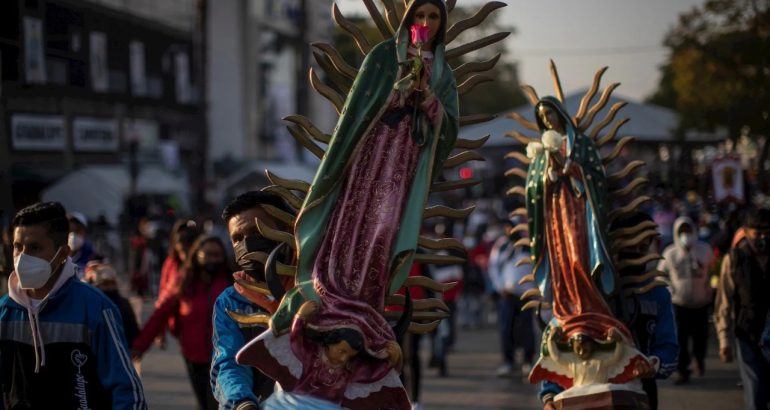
[{"x1": 233, "y1": 1, "x2": 509, "y2": 408}]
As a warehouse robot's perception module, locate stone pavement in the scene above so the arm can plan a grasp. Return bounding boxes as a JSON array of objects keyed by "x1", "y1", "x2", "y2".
[
  {"x1": 415, "y1": 324, "x2": 743, "y2": 410},
  {"x1": 138, "y1": 321, "x2": 744, "y2": 409}
]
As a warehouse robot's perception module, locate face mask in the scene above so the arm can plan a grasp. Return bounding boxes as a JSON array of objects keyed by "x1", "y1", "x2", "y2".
[
  {"x1": 233, "y1": 235, "x2": 277, "y2": 280},
  {"x1": 679, "y1": 233, "x2": 693, "y2": 248},
  {"x1": 68, "y1": 232, "x2": 84, "y2": 251},
  {"x1": 202, "y1": 262, "x2": 221, "y2": 274},
  {"x1": 14, "y1": 248, "x2": 62, "y2": 290}
]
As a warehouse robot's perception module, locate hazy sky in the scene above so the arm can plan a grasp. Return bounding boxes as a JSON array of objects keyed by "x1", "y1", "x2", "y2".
[{"x1": 336, "y1": 0, "x2": 705, "y2": 102}]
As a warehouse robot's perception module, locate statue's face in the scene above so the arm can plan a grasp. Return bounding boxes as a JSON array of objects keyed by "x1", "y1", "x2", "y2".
[
  {"x1": 325, "y1": 340, "x2": 358, "y2": 367},
  {"x1": 538, "y1": 104, "x2": 564, "y2": 133},
  {"x1": 572, "y1": 336, "x2": 595, "y2": 360},
  {"x1": 413, "y1": 3, "x2": 442, "y2": 45}
]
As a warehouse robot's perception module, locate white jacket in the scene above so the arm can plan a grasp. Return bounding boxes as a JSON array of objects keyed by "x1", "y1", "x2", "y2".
[{"x1": 657, "y1": 217, "x2": 714, "y2": 308}]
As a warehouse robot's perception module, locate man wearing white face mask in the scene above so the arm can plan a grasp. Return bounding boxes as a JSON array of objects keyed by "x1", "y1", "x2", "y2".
[
  {"x1": 657, "y1": 216, "x2": 715, "y2": 385},
  {"x1": 67, "y1": 211, "x2": 93, "y2": 274},
  {"x1": 0, "y1": 202, "x2": 146, "y2": 409}
]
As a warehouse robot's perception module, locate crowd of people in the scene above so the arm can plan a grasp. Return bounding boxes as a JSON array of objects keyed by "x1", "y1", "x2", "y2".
[{"x1": 0, "y1": 188, "x2": 768, "y2": 410}]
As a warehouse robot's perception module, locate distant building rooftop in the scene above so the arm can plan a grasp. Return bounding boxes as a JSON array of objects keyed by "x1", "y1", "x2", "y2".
[{"x1": 460, "y1": 89, "x2": 726, "y2": 147}]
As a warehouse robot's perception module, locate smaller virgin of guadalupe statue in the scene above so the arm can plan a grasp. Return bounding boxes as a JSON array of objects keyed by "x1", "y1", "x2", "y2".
[{"x1": 505, "y1": 63, "x2": 665, "y2": 409}]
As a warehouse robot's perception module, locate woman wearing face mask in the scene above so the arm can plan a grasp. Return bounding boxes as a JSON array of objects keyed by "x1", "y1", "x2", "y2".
[
  {"x1": 67, "y1": 212, "x2": 93, "y2": 273},
  {"x1": 657, "y1": 216, "x2": 715, "y2": 384},
  {"x1": 132, "y1": 235, "x2": 232, "y2": 410}
]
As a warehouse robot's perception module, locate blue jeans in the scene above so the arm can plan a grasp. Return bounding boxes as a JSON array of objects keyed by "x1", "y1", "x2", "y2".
[{"x1": 736, "y1": 338, "x2": 770, "y2": 409}]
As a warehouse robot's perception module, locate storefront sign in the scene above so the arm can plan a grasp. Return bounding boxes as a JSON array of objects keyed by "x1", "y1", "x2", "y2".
[
  {"x1": 73, "y1": 117, "x2": 118, "y2": 152},
  {"x1": 11, "y1": 114, "x2": 65, "y2": 150}
]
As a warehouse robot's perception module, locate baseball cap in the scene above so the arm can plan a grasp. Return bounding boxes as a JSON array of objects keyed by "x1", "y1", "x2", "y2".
[{"x1": 67, "y1": 211, "x2": 89, "y2": 229}]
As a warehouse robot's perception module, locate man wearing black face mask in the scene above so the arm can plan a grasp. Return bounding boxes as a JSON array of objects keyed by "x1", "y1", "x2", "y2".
[
  {"x1": 715, "y1": 207, "x2": 770, "y2": 410},
  {"x1": 210, "y1": 191, "x2": 295, "y2": 410}
]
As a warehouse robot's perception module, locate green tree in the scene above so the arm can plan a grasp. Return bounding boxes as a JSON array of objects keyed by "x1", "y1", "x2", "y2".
[{"x1": 648, "y1": 0, "x2": 770, "y2": 177}]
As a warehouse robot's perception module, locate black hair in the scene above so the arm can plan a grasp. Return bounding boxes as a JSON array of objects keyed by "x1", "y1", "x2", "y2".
[
  {"x1": 403, "y1": 0, "x2": 447, "y2": 46},
  {"x1": 746, "y1": 208, "x2": 770, "y2": 230},
  {"x1": 307, "y1": 327, "x2": 365, "y2": 352},
  {"x1": 221, "y1": 191, "x2": 295, "y2": 224},
  {"x1": 176, "y1": 220, "x2": 202, "y2": 249},
  {"x1": 179, "y1": 235, "x2": 230, "y2": 298},
  {"x1": 12, "y1": 202, "x2": 70, "y2": 248},
  {"x1": 168, "y1": 219, "x2": 203, "y2": 261},
  {"x1": 88, "y1": 253, "x2": 107, "y2": 263}
]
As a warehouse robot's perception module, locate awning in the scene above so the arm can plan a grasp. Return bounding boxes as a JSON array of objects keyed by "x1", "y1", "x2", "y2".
[{"x1": 41, "y1": 165, "x2": 190, "y2": 225}]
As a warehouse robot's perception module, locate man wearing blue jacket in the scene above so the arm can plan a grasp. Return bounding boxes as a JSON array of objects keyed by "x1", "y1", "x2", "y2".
[
  {"x1": 211, "y1": 191, "x2": 295, "y2": 410},
  {"x1": 0, "y1": 201, "x2": 146, "y2": 409},
  {"x1": 539, "y1": 211, "x2": 678, "y2": 410}
]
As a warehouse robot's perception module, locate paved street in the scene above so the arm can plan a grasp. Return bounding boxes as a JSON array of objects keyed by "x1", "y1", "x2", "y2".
[{"x1": 138, "y1": 314, "x2": 744, "y2": 410}]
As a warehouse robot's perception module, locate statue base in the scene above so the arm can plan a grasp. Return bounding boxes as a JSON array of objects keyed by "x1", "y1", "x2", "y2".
[{"x1": 554, "y1": 383, "x2": 649, "y2": 410}]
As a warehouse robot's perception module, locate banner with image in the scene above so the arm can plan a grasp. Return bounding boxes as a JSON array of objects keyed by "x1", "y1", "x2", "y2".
[
  {"x1": 712, "y1": 157, "x2": 745, "y2": 204},
  {"x1": 129, "y1": 40, "x2": 147, "y2": 96},
  {"x1": 90, "y1": 32, "x2": 108, "y2": 92},
  {"x1": 23, "y1": 16, "x2": 47, "y2": 84},
  {"x1": 175, "y1": 51, "x2": 191, "y2": 103}
]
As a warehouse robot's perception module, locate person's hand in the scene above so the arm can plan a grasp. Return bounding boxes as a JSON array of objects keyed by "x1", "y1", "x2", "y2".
[
  {"x1": 549, "y1": 325, "x2": 564, "y2": 343},
  {"x1": 543, "y1": 399, "x2": 557, "y2": 410},
  {"x1": 607, "y1": 327, "x2": 623, "y2": 342},
  {"x1": 296, "y1": 300, "x2": 319, "y2": 320},
  {"x1": 154, "y1": 335, "x2": 166, "y2": 350},
  {"x1": 385, "y1": 341, "x2": 403, "y2": 370},
  {"x1": 633, "y1": 357, "x2": 657, "y2": 379},
  {"x1": 130, "y1": 349, "x2": 143, "y2": 361},
  {"x1": 720, "y1": 346, "x2": 733, "y2": 363}
]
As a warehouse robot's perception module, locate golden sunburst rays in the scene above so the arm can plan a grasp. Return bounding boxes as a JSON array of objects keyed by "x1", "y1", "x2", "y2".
[
  {"x1": 504, "y1": 61, "x2": 665, "y2": 298},
  {"x1": 384, "y1": 275, "x2": 458, "y2": 333},
  {"x1": 549, "y1": 59, "x2": 565, "y2": 104}
]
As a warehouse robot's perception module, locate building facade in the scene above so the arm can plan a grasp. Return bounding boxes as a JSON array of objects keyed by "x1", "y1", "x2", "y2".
[
  {"x1": 207, "y1": 0, "x2": 335, "y2": 166},
  {"x1": 0, "y1": 0, "x2": 203, "y2": 219}
]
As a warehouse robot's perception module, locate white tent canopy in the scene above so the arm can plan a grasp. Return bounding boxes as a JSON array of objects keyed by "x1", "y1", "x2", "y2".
[
  {"x1": 215, "y1": 160, "x2": 318, "y2": 205},
  {"x1": 460, "y1": 89, "x2": 725, "y2": 147},
  {"x1": 41, "y1": 165, "x2": 190, "y2": 225}
]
